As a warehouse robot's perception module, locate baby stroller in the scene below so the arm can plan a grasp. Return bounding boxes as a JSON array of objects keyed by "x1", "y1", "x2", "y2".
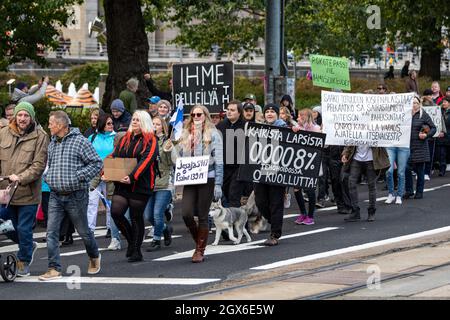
[
  {"x1": 0, "y1": 219, "x2": 17, "y2": 282},
  {"x1": 0, "y1": 178, "x2": 19, "y2": 282}
]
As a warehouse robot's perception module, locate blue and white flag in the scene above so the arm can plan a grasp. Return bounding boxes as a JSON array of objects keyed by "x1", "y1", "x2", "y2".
[{"x1": 169, "y1": 99, "x2": 184, "y2": 141}]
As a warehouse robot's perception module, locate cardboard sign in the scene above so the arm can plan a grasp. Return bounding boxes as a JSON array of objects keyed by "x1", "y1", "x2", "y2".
[
  {"x1": 237, "y1": 123, "x2": 326, "y2": 189},
  {"x1": 422, "y1": 106, "x2": 442, "y2": 138},
  {"x1": 172, "y1": 61, "x2": 234, "y2": 114},
  {"x1": 322, "y1": 91, "x2": 414, "y2": 147},
  {"x1": 310, "y1": 54, "x2": 351, "y2": 91},
  {"x1": 103, "y1": 158, "x2": 137, "y2": 182},
  {"x1": 174, "y1": 155, "x2": 210, "y2": 186}
]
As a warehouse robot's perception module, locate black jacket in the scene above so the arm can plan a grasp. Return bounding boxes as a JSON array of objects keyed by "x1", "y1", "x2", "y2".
[
  {"x1": 216, "y1": 117, "x2": 246, "y2": 168},
  {"x1": 437, "y1": 109, "x2": 450, "y2": 146},
  {"x1": 145, "y1": 78, "x2": 172, "y2": 104},
  {"x1": 113, "y1": 111, "x2": 132, "y2": 132},
  {"x1": 113, "y1": 133, "x2": 159, "y2": 195},
  {"x1": 410, "y1": 110, "x2": 437, "y2": 163}
]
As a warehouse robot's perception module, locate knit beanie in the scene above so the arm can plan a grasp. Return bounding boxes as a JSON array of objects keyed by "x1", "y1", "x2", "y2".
[
  {"x1": 14, "y1": 102, "x2": 35, "y2": 120},
  {"x1": 263, "y1": 103, "x2": 279, "y2": 115},
  {"x1": 110, "y1": 99, "x2": 125, "y2": 113}
]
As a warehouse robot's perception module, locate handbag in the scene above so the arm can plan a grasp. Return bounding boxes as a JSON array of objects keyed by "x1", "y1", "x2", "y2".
[{"x1": 0, "y1": 180, "x2": 19, "y2": 207}]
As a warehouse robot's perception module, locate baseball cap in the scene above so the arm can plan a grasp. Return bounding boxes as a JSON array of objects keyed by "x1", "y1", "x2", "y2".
[
  {"x1": 147, "y1": 96, "x2": 161, "y2": 104},
  {"x1": 243, "y1": 102, "x2": 255, "y2": 110},
  {"x1": 244, "y1": 93, "x2": 256, "y2": 100}
]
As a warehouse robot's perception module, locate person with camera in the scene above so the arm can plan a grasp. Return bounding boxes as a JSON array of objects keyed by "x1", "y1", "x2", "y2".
[
  {"x1": 404, "y1": 96, "x2": 437, "y2": 200},
  {"x1": 11, "y1": 76, "x2": 49, "y2": 105}
]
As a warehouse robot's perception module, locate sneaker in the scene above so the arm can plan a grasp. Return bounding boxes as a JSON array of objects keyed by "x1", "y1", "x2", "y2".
[
  {"x1": 164, "y1": 203, "x2": 174, "y2": 222},
  {"x1": 315, "y1": 200, "x2": 325, "y2": 208},
  {"x1": 424, "y1": 174, "x2": 430, "y2": 181},
  {"x1": 284, "y1": 193, "x2": 291, "y2": 209},
  {"x1": 294, "y1": 215, "x2": 307, "y2": 225},
  {"x1": 146, "y1": 240, "x2": 161, "y2": 252},
  {"x1": 147, "y1": 226, "x2": 154, "y2": 238},
  {"x1": 107, "y1": 238, "x2": 122, "y2": 251},
  {"x1": 395, "y1": 196, "x2": 402, "y2": 205},
  {"x1": 163, "y1": 225, "x2": 173, "y2": 246},
  {"x1": 16, "y1": 260, "x2": 30, "y2": 277},
  {"x1": 0, "y1": 219, "x2": 15, "y2": 234},
  {"x1": 303, "y1": 217, "x2": 315, "y2": 225},
  {"x1": 385, "y1": 194, "x2": 396, "y2": 204},
  {"x1": 414, "y1": 193, "x2": 423, "y2": 199},
  {"x1": 30, "y1": 241, "x2": 38, "y2": 266},
  {"x1": 38, "y1": 268, "x2": 62, "y2": 281},
  {"x1": 87, "y1": 254, "x2": 101, "y2": 275}
]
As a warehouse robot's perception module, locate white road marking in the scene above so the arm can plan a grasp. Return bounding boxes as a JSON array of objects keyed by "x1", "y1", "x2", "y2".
[
  {"x1": 363, "y1": 183, "x2": 450, "y2": 203},
  {"x1": 154, "y1": 227, "x2": 339, "y2": 261},
  {"x1": 16, "y1": 276, "x2": 220, "y2": 285},
  {"x1": 251, "y1": 226, "x2": 450, "y2": 270}
]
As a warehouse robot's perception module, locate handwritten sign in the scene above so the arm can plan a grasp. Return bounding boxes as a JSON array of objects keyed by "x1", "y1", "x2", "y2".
[
  {"x1": 322, "y1": 91, "x2": 414, "y2": 147},
  {"x1": 172, "y1": 61, "x2": 234, "y2": 114},
  {"x1": 174, "y1": 155, "x2": 210, "y2": 186},
  {"x1": 310, "y1": 54, "x2": 351, "y2": 91},
  {"x1": 422, "y1": 106, "x2": 442, "y2": 137},
  {"x1": 238, "y1": 122, "x2": 325, "y2": 189}
]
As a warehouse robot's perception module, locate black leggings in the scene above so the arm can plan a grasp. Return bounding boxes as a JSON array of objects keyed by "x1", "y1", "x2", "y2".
[
  {"x1": 111, "y1": 194, "x2": 148, "y2": 249},
  {"x1": 182, "y1": 179, "x2": 215, "y2": 229}
]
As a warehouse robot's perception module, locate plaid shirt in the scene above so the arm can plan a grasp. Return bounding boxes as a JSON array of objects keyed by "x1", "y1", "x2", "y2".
[{"x1": 45, "y1": 128, "x2": 102, "y2": 192}]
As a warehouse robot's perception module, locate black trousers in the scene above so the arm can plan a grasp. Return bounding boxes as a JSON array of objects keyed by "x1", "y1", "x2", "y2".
[
  {"x1": 254, "y1": 183, "x2": 285, "y2": 239},
  {"x1": 182, "y1": 179, "x2": 215, "y2": 229},
  {"x1": 223, "y1": 167, "x2": 246, "y2": 207}
]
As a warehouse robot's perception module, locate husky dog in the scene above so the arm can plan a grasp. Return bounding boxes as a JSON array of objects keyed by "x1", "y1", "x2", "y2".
[
  {"x1": 242, "y1": 191, "x2": 270, "y2": 234},
  {"x1": 209, "y1": 199, "x2": 252, "y2": 245}
]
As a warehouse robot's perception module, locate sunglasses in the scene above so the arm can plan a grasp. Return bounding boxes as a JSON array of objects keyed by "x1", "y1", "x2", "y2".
[{"x1": 191, "y1": 113, "x2": 204, "y2": 118}]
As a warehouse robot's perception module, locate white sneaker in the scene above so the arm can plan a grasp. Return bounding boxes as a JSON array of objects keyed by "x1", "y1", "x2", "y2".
[
  {"x1": 147, "y1": 226, "x2": 154, "y2": 238},
  {"x1": 385, "y1": 194, "x2": 396, "y2": 204},
  {"x1": 284, "y1": 193, "x2": 291, "y2": 208},
  {"x1": 395, "y1": 196, "x2": 402, "y2": 205},
  {"x1": 425, "y1": 175, "x2": 430, "y2": 181},
  {"x1": 0, "y1": 219, "x2": 15, "y2": 234},
  {"x1": 107, "y1": 238, "x2": 121, "y2": 251}
]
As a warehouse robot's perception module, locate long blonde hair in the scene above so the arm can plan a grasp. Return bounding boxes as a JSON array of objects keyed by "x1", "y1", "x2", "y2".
[{"x1": 180, "y1": 104, "x2": 215, "y2": 149}]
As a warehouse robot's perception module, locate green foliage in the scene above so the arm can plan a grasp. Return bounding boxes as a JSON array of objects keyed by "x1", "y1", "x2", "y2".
[
  {"x1": 0, "y1": 0, "x2": 83, "y2": 71},
  {"x1": 60, "y1": 62, "x2": 109, "y2": 91}
]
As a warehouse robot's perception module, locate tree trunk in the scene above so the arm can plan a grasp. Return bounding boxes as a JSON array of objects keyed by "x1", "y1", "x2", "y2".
[
  {"x1": 102, "y1": 0, "x2": 149, "y2": 110},
  {"x1": 418, "y1": 23, "x2": 442, "y2": 81}
]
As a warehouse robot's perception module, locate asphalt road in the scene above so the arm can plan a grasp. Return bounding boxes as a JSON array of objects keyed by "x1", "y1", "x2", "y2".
[{"x1": 1, "y1": 174, "x2": 450, "y2": 300}]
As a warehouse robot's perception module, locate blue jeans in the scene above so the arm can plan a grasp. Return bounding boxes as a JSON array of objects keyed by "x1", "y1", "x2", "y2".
[
  {"x1": 47, "y1": 190, "x2": 99, "y2": 272},
  {"x1": 0, "y1": 205, "x2": 37, "y2": 263},
  {"x1": 405, "y1": 162, "x2": 425, "y2": 195},
  {"x1": 144, "y1": 190, "x2": 171, "y2": 240},
  {"x1": 386, "y1": 147, "x2": 410, "y2": 197}
]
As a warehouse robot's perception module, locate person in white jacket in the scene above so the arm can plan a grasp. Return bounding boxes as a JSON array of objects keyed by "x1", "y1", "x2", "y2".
[{"x1": 11, "y1": 76, "x2": 49, "y2": 104}]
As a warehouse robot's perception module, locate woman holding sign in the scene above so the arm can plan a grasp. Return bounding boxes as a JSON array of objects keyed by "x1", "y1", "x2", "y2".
[
  {"x1": 168, "y1": 104, "x2": 223, "y2": 263},
  {"x1": 404, "y1": 96, "x2": 437, "y2": 200},
  {"x1": 110, "y1": 110, "x2": 158, "y2": 262}
]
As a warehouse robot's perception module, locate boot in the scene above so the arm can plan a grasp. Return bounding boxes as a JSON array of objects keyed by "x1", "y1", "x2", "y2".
[
  {"x1": 183, "y1": 217, "x2": 198, "y2": 243},
  {"x1": 192, "y1": 228, "x2": 209, "y2": 263},
  {"x1": 367, "y1": 207, "x2": 376, "y2": 222},
  {"x1": 127, "y1": 246, "x2": 143, "y2": 262},
  {"x1": 61, "y1": 234, "x2": 73, "y2": 246},
  {"x1": 344, "y1": 208, "x2": 360, "y2": 222}
]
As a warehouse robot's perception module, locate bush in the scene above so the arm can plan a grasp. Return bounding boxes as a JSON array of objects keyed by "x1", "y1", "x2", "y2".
[{"x1": 60, "y1": 62, "x2": 108, "y2": 91}]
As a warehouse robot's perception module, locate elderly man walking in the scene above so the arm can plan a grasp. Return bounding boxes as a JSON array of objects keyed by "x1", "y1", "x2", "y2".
[
  {"x1": 0, "y1": 102, "x2": 48, "y2": 276},
  {"x1": 39, "y1": 111, "x2": 103, "y2": 281}
]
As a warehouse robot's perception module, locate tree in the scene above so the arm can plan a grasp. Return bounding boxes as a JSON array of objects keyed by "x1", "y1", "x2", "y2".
[
  {"x1": 156, "y1": 0, "x2": 449, "y2": 79},
  {"x1": 0, "y1": 0, "x2": 82, "y2": 71},
  {"x1": 102, "y1": 0, "x2": 152, "y2": 109}
]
